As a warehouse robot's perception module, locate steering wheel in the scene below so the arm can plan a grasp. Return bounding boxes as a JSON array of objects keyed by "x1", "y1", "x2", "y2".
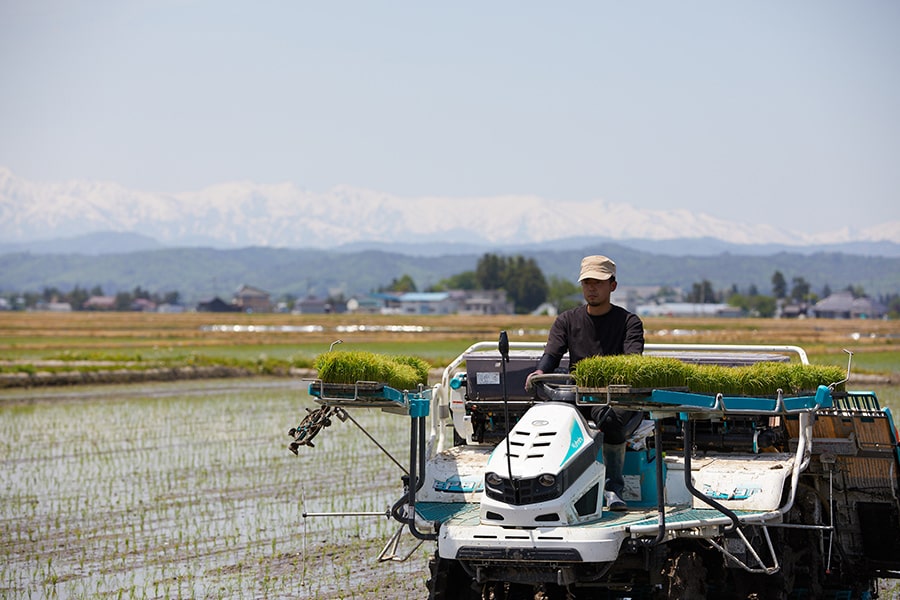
[{"x1": 528, "y1": 372, "x2": 578, "y2": 404}]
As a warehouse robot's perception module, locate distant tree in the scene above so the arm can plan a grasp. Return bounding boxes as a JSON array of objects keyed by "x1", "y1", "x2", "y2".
[
  {"x1": 429, "y1": 270, "x2": 478, "y2": 291},
  {"x1": 463, "y1": 253, "x2": 550, "y2": 312},
  {"x1": 728, "y1": 293, "x2": 777, "y2": 318},
  {"x1": 748, "y1": 284, "x2": 759, "y2": 296},
  {"x1": 114, "y1": 291, "x2": 133, "y2": 311},
  {"x1": 846, "y1": 285, "x2": 866, "y2": 298},
  {"x1": 384, "y1": 274, "x2": 417, "y2": 293},
  {"x1": 475, "y1": 254, "x2": 506, "y2": 289},
  {"x1": 822, "y1": 283, "x2": 832, "y2": 298},
  {"x1": 687, "y1": 280, "x2": 716, "y2": 303},
  {"x1": 90, "y1": 285, "x2": 104, "y2": 297},
  {"x1": 656, "y1": 285, "x2": 681, "y2": 302},
  {"x1": 22, "y1": 291, "x2": 40, "y2": 309},
  {"x1": 68, "y1": 285, "x2": 90, "y2": 310},
  {"x1": 887, "y1": 294, "x2": 900, "y2": 319},
  {"x1": 546, "y1": 276, "x2": 581, "y2": 312},
  {"x1": 504, "y1": 256, "x2": 548, "y2": 313},
  {"x1": 42, "y1": 286, "x2": 63, "y2": 303},
  {"x1": 162, "y1": 291, "x2": 181, "y2": 305},
  {"x1": 790, "y1": 277, "x2": 811, "y2": 303},
  {"x1": 771, "y1": 271, "x2": 787, "y2": 299}
]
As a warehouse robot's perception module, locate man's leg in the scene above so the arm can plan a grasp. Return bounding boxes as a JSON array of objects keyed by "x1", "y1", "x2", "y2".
[
  {"x1": 592, "y1": 407, "x2": 638, "y2": 511},
  {"x1": 602, "y1": 441, "x2": 627, "y2": 511}
]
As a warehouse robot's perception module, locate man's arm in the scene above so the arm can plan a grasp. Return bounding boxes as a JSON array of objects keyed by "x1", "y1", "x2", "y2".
[
  {"x1": 623, "y1": 313, "x2": 645, "y2": 355},
  {"x1": 528, "y1": 313, "x2": 569, "y2": 389},
  {"x1": 536, "y1": 313, "x2": 569, "y2": 373}
]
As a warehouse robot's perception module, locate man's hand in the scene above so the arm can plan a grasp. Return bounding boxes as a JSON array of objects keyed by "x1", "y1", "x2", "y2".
[{"x1": 525, "y1": 369, "x2": 544, "y2": 391}]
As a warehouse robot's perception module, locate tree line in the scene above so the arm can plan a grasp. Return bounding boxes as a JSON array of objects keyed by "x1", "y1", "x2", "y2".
[
  {"x1": 386, "y1": 257, "x2": 900, "y2": 318},
  {"x1": 3, "y1": 285, "x2": 181, "y2": 311},
  {"x1": 380, "y1": 253, "x2": 581, "y2": 314},
  {"x1": 4, "y1": 256, "x2": 899, "y2": 318}
]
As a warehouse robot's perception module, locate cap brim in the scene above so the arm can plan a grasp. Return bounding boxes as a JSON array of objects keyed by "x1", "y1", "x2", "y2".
[{"x1": 579, "y1": 270, "x2": 613, "y2": 281}]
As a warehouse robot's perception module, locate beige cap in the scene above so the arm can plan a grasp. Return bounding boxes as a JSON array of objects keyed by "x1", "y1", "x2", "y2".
[{"x1": 578, "y1": 255, "x2": 616, "y2": 281}]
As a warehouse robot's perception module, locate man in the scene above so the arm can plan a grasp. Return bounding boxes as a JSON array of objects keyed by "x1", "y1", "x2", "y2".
[{"x1": 527, "y1": 255, "x2": 645, "y2": 511}]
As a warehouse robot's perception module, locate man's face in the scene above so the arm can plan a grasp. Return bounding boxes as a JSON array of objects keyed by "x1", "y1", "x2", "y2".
[{"x1": 581, "y1": 278, "x2": 616, "y2": 307}]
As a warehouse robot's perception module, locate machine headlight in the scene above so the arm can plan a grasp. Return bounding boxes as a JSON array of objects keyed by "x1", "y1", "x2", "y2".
[
  {"x1": 485, "y1": 472, "x2": 503, "y2": 486},
  {"x1": 538, "y1": 474, "x2": 556, "y2": 487}
]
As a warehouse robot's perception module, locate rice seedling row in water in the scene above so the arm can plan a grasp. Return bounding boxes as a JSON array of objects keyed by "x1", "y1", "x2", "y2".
[{"x1": 0, "y1": 380, "x2": 427, "y2": 599}]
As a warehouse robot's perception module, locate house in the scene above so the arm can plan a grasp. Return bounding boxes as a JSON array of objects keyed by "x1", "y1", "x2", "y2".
[
  {"x1": 780, "y1": 302, "x2": 812, "y2": 319},
  {"x1": 157, "y1": 303, "x2": 186, "y2": 313},
  {"x1": 396, "y1": 292, "x2": 458, "y2": 315},
  {"x1": 812, "y1": 291, "x2": 887, "y2": 319},
  {"x1": 46, "y1": 302, "x2": 73, "y2": 312},
  {"x1": 196, "y1": 297, "x2": 241, "y2": 312},
  {"x1": 636, "y1": 302, "x2": 744, "y2": 318},
  {"x1": 345, "y1": 296, "x2": 385, "y2": 314},
  {"x1": 131, "y1": 298, "x2": 157, "y2": 312},
  {"x1": 233, "y1": 285, "x2": 271, "y2": 313},
  {"x1": 346, "y1": 290, "x2": 515, "y2": 315},
  {"x1": 294, "y1": 295, "x2": 331, "y2": 314},
  {"x1": 457, "y1": 290, "x2": 514, "y2": 315},
  {"x1": 84, "y1": 296, "x2": 117, "y2": 311}
]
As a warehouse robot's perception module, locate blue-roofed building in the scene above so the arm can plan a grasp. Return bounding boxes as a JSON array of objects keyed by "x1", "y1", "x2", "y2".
[
  {"x1": 346, "y1": 289, "x2": 514, "y2": 315},
  {"x1": 396, "y1": 292, "x2": 457, "y2": 315},
  {"x1": 635, "y1": 302, "x2": 743, "y2": 318}
]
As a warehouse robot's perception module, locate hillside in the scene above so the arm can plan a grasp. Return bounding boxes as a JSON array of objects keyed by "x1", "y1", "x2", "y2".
[{"x1": 1, "y1": 243, "x2": 897, "y2": 303}]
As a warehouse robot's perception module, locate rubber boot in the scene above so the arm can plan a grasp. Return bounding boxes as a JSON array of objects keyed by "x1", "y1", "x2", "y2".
[{"x1": 603, "y1": 442, "x2": 627, "y2": 511}]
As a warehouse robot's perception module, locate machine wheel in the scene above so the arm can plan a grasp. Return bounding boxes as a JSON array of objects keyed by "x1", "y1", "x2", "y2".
[
  {"x1": 656, "y1": 549, "x2": 708, "y2": 600},
  {"x1": 426, "y1": 554, "x2": 480, "y2": 600}
]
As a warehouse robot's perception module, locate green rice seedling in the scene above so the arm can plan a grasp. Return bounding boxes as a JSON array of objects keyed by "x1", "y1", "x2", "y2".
[
  {"x1": 789, "y1": 363, "x2": 847, "y2": 394},
  {"x1": 683, "y1": 364, "x2": 732, "y2": 395},
  {"x1": 574, "y1": 355, "x2": 691, "y2": 389},
  {"x1": 314, "y1": 351, "x2": 426, "y2": 390},
  {"x1": 736, "y1": 362, "x2": 787, "y2": 396},
  {"x1": 573, "y1": 355, "x2": 851, "y2": 397},
  {"x1": 390, "y1": 355, "x2": 431, "y2": 385}
]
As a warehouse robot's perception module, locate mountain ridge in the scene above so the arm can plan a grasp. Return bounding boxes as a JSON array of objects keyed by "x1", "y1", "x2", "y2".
[
  {"x1": 2, "y1": 231, "x2": 898, "y2": 259},
  {"x1": 2, "y1": 167, "x2": 898, "y2": 252}
]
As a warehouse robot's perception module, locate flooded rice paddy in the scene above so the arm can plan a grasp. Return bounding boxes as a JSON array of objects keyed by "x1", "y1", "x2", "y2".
[
  {"x1": 1, "y1": 379, "x2": 429, "y2": 599},
  {"x1": 4, "y1": 377, "x2": 899, "y2": 599}
]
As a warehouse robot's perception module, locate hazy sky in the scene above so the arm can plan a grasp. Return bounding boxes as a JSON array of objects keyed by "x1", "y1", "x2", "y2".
[{"x1": 2, "y1": 1, "x2": 898, "y2": 236}]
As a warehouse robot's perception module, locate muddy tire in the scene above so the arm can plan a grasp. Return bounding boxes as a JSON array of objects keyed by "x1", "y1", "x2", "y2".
[{"x1": 427, "y1": 554, "x2": 479, "y2": 600}]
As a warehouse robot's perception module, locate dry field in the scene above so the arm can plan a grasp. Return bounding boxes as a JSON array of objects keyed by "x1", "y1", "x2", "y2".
[{"x1": 1, "y1": 311, "x2": 897, "y2": 374}]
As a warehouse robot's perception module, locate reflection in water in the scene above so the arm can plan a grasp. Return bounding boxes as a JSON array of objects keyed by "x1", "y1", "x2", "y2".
[{"x1": 200, "y1": 323, "x2": 554, "y2": 336}]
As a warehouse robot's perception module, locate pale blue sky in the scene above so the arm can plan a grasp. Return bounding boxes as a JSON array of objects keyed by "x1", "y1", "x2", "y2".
[{"x1": 2, "y1": 1, "x2": 898, "y2": 235}]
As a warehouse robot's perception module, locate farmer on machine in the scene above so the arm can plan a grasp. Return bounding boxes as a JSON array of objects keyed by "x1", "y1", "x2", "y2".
[{"x1": 527, "y1": 255, "x2": 645, "y2": 511}]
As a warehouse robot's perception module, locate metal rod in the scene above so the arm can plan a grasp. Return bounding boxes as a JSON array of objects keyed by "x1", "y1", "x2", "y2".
[
  {"x1": 651, "y1": 418, "x2": 666, "y2": 545},
  {"x1": 764, "y1": 523, "x2": 835, "y2": 531},
  {"x1": 303, "y1": 511, "x2": 390, "y2": 518},
  {"x1": 683, "y1": 417, "x2": 740, "y2": 532},
  {"x1": 499, "y1": 331, "x2": 516, "y2": 500},
  {"x1": 404, "y1": 414, "x2": 437, "y2": 541},
  {"x1": 341, "y1": 408, "x2": 408, "y2": 475}
]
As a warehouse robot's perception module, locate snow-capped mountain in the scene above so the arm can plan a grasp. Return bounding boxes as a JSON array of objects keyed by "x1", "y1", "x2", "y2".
[{"x1": 1, "y1": 167, "x2": 897, "y2": 250}]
